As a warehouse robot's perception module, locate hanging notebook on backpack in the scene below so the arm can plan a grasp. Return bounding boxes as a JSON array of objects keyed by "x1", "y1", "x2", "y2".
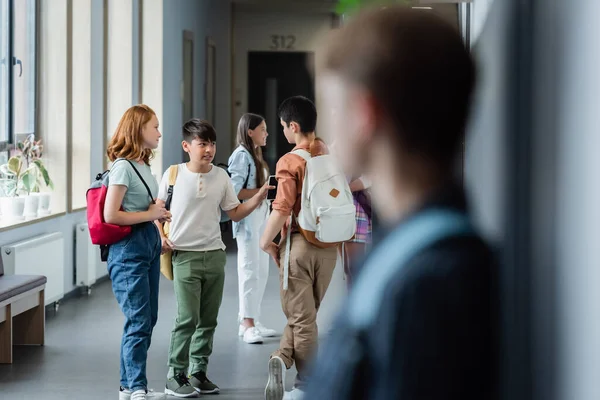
[
  {"x1": 282, "y1": 148, "x2": 356, "y2": 290},
  {"x1": 160, "y1": 165, "x2": 178, "y2": 280}
]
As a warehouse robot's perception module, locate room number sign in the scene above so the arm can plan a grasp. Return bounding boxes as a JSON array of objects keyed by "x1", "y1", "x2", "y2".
[{"x1": 269, "y1": 35, "x2": 296, "y2": 50}]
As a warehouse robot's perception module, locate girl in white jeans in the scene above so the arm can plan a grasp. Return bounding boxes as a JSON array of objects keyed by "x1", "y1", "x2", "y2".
[{"x1": 228, "y1": 113, "x2": 277, "y2": 344}]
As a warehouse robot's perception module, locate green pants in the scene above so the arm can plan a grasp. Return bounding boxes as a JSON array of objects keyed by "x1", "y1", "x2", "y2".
[{"x1": 168, "y1": 249, "x2": 226, "y2": 375}]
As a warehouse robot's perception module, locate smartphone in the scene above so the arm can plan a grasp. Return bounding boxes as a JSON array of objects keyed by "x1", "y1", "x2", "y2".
[{"x1": 267, "y1": 175, "x2": 278, "y2": 200}]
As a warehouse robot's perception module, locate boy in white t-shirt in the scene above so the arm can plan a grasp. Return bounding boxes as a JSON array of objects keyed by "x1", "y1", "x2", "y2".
[{"x1": 156, "y1": 119, "x2": 271, "y2": 398}]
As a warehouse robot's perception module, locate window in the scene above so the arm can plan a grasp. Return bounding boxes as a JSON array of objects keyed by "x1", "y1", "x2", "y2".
[
  {"x1": 0, "y1": 0, "x2": 36, "y2": 148},
  {"x1": 0, "y1": 1, "x2": 9, "y2": 147}
]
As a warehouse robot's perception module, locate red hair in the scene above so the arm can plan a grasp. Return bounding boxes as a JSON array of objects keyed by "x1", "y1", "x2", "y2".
[{"x1": 107, "y1": 104, "x2": 156, "y2": 164}]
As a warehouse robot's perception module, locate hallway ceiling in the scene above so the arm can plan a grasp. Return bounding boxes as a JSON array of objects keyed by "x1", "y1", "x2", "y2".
[{"x1": 231, "y1": 0, "x2": 339, "y2": 13}]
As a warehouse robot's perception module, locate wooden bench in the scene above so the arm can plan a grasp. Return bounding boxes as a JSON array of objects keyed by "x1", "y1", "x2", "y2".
[{"x1": 0, "y1": 266, "x2": 46, "y2": 364}]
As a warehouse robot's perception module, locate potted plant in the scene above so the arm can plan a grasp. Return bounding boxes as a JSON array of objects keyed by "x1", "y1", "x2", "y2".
[
  {"x1": 0, "y1": 135, "x2": 53, "y2": 220},
  {"x1": 0, "y1": 161, "x2": 25, "y2": 222},
  {"x1": 19, "y1": 135, "x2": 54, "y2": 215}
]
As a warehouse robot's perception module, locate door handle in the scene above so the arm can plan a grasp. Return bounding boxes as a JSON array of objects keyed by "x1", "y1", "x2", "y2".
[{"x1": 12, "y1": 57, "x2": 22, "y2": 77}]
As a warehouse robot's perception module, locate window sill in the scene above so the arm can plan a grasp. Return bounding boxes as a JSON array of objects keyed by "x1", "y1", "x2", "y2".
[{"x1": 0, "y1": 211, "x2": 67, "y2": 232}]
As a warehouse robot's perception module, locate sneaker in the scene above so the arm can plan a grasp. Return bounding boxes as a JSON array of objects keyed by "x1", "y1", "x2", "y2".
[
  {"x1": 120, "y1": 387, "x2": 167, "y2": 400},
  {"x1": 283, "y1": 388, "x2": 306, "y2": 400},
  {"x1": 265, "y1": 356, "x2": 286, "y2": 400},
  {"x1": 165, "y1": 372, "x2": 199, "y2": 398},
  {"x1": 189, "y1": 371, "x2": 220, "y2": 394},
  {"x1": 243, "y1": 327, "x2": 264, "y2": 344},
  {"x1": 255, "y1": 321, "x2": 277, "y2": 337},
  {"x1": 120, "y1": 387, "x2": 130, "y2": 400}
]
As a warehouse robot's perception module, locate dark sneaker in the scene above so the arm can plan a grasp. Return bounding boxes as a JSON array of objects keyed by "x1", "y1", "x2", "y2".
[
  {"x1": 165, "y1": 372, "x2": 199, "y2": 398},
  {"x1": 265, "y1": 356, "x2": 286, "y2": 400},
  {"x1": 189, "y1": 371, "x2": 220, "y2": 394}
]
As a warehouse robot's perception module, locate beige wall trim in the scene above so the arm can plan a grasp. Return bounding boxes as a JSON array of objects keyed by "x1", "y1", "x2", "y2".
[{"x1": 66, "y1": 0, "x2": 73, "y2": 212}]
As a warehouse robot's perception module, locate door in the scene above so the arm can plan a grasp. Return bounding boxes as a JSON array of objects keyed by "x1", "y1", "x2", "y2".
[{"x1": 247, "y1": 51, "x2": 315, "y2": 172}]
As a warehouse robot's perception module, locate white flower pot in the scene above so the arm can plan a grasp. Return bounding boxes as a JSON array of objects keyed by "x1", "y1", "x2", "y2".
[
  {"x1": 0, "y1": 197, "x2": 25, "y2": 222},
  {"x1": 23, "y1": 194, "x2": 39, "y2": 219},
  {"x1": 32, "y1": 192, "x2": 51, "y2": 215}
]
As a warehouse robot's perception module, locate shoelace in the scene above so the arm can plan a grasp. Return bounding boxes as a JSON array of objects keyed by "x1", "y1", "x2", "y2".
[
  {"x1": 174, "y1": 372, "x2": 192, "y2": 387},
  {"x1": 247, "y1": 327, "x2": 260, "y2": 335}
]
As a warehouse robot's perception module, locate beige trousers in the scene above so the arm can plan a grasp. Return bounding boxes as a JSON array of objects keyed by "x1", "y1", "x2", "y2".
[{"x1": 271, "y1": 233, "x2": 337, "y2": 386}]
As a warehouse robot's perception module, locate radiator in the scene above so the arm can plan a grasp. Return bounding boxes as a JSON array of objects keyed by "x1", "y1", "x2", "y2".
[
  {"x1": 1, "y1": 232, "x2": 65, "y2": 306},
  {"x1": 75, "y1": 223, "x2": 107, "y2": 291}
]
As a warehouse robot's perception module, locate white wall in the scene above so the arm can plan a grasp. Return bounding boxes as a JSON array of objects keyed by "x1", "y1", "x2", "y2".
[
  {"x1": 232, "y1": 9, "x2": 334, "y2": 149},
  {"x1": 553, "y1": 0, "x2": 600, "y2": 397},
  {"x1": 463, "y1": 0, "x2": 495, "y2": 46},
  {"x1": 161, "y1": 0, "x2": 232, "y2": 169}
]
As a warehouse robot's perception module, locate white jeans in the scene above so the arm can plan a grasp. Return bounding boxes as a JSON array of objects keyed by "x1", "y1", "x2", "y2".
[{"x1": 237, "y1": 203, "x2": 269, "y2": 320}]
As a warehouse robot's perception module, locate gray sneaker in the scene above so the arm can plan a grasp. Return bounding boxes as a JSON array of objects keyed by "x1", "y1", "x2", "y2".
[
  {"x1": 189, "y1": 371, "x2": 220, "y2": 394},
  {"x1": 165, "y1": 373, "x2": 199, "y2": 398},
  {"x1": 120, "y1": 387, "x2": 167, "y2": 399},
  {"x1": 265, "y1": 356, "x2": 286, "y2": 400}
]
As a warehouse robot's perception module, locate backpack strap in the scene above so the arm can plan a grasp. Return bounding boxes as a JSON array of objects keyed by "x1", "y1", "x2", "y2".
[
  {"x1": 165, "y1": 165, "x2": 179, "y2": 211},
  {"x1": 291, "y1": 149, "x2": 310, "y2": 161},
  {"x1": 243, "y1": 161, "x2": 251, "y2": 189},
  {"x1": 282, "y1": 214, "x2": 293, "y2": 290},
  {"x1": 347, "y1": 209, "x2": 476, "y2": 329},
  {"x1": 124, "y1": 160, "x2": 155, "y2": 204}
]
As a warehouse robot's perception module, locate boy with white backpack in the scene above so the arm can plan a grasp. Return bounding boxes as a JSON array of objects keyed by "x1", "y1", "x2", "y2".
[{"x1": 259, "y1": 96, "x2": 356, "y2": 400}]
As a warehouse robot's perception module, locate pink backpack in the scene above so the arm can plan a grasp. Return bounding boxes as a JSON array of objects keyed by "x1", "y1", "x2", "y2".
[{"x1": 86, "y1": 159, "x2": 154, "y2": 252}]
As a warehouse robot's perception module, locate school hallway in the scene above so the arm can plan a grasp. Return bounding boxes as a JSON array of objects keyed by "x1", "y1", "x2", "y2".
[{"x1": 0, "y1": 252, "x2": 346, "y2": 400}]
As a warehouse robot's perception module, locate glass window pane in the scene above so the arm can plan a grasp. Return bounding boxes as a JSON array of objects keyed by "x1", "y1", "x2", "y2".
[
  {"x1": 0, "y1": 0, "x2": 9, "y2": 143},
  {"x1": 12, "y1": 0, "x2": 36, "y2": 140}
]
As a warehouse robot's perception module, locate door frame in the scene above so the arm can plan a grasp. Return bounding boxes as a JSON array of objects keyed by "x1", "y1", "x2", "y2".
[{"x1": 205, "y1": 36, "x2": 216, "y2": 126}]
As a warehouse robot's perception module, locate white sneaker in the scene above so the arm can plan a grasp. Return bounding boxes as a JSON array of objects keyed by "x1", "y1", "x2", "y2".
[
  {"x1": 238, "y1": 324, "x2": 247, "y2": 337},
  {"x1": 255, "y1": 321, "x2": 277, "y2": 337},
  {"x1": 243, "y1": 326, "x2": 264, "y2": 344},
  {"x1": 265, "y1": 356, "x2": 286, "y2": 400},
  {"x1": 120, "y1": 388, "x2": 167, "y2": 400},
  {"x1": 283, "y1": 388, "x2": 306, "y2": 400}
]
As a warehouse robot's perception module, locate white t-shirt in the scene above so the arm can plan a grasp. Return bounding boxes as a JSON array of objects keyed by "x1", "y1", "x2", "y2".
[{"x1": 157, "y1": 163, "x2": 240, "y2": 252}]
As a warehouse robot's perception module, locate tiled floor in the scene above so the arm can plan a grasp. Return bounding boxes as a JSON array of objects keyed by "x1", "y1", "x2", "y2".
[{"x1": 0, "y1": 252, "x2": 346, "y2": 399}]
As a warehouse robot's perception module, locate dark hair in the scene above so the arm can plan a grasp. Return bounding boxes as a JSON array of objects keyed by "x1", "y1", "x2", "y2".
[
  {"x1": 182, "y1": 118, "x2": 217, "y2": 143},
  {"x1": 278, "y1": 96, "x2": 317, "y2": 134},
  {"x1": 236, "y1": 113, "x2": 269, "y2": 187},
  {"x1": 321, "y1": 7, "x2": 476, "y2": 169}
]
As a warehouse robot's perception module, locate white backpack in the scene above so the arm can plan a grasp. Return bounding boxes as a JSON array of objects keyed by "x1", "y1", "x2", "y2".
[{"x1": 282, "y1": 148, "x2": 356, "y2": 289}]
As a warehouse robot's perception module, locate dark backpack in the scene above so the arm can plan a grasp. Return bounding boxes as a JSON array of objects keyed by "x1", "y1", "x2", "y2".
[{"x1": 216, "y1": 162, "x2": 251, "y2": 232}]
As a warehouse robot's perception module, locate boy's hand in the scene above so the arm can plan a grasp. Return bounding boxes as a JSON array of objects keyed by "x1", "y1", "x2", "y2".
[
  {"x1": 261, "y1": 241, "x2": 280, "y2": 267},
  {"x1": 161, "y1": 236, "x2": 175, "y2": 255},
  {"x1": 149, "y1": 199, "x2": 170, "y2": 221},
  {"x1": 158, "y1": 211, "x2": 172, "y2": 224}
]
